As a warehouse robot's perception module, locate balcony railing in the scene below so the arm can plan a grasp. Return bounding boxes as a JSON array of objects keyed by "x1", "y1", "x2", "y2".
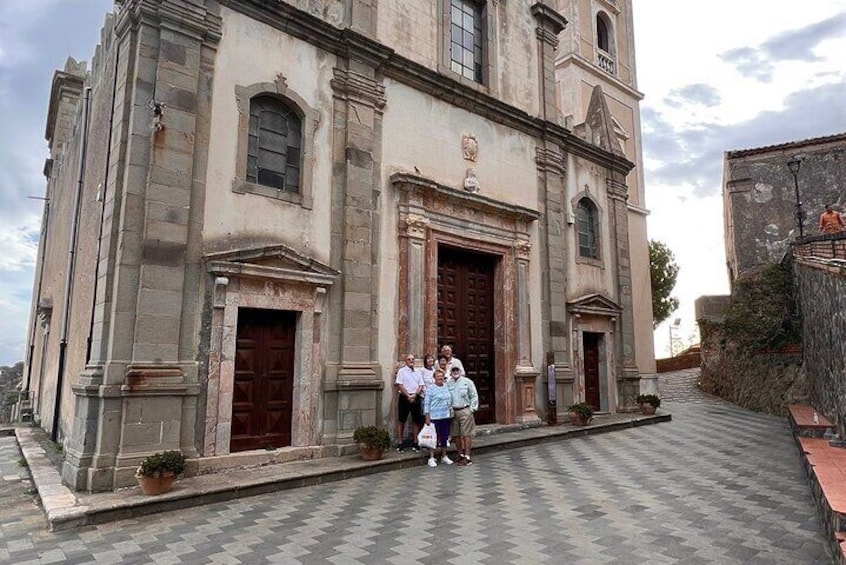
[{"x1": 597, "y1": 49, "x2": 615, "y2": 75}]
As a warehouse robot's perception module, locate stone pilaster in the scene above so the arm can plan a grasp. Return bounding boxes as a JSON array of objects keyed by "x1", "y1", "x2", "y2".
[
  {"x1": 514, "y1": 239, "x2": 540, "y2": 424},
  {"x1": 532, "y1": 4, "x2": 571, "y2": 400},
  {"x1": 324, "y1": 58, "x2": 387, "y2": 442},
  {"x1": 62, "y1": 0, "x2": 221, "y2": 491},
  {"x1": 401, "y1": 214, "x2": 429, "y2": 357},
  {"x1": 607, "y1": 176, "x2": 640, "y2": 406}
]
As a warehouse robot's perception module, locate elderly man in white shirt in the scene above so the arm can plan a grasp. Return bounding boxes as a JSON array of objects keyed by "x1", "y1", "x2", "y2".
[{"x1": 395, "y1": 353, "x2": 425, "y2": 452}]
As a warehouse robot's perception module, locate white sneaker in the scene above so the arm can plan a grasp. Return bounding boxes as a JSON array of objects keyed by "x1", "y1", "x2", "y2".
[
  {"x1": 427, "y1": 457, "x2": 437, "y2": 468},
  {"x1": 441, "y1": 455, "x2": 454, "y2": 465}
]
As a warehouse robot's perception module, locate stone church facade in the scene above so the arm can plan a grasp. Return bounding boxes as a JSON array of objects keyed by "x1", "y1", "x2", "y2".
[{"x1": 25, "y1": 0, "x2": 655, "y2": 490}]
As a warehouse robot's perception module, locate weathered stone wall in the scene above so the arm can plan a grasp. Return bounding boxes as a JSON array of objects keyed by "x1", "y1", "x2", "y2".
[
  {"x1": 723, "y1": 134, "x2": 846, "y2": 282},
  {"x1": 655, "y1": 351, "x2": 700, "y2": 373},
  {"x1": 795, "y1": 257, "x2": 846, "y2": 435},
  {"x1": 698, "y1": 321, "x2": 806, "y2": 416}
]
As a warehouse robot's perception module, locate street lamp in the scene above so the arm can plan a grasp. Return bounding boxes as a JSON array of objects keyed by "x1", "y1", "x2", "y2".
[{"x1": 787, "y1": 156, "x2": 804, "y2": 239}]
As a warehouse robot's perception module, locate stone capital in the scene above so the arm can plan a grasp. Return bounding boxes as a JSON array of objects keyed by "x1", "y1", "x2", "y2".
[
  {"x1": 606, "y1": 178, "x2": 629, "y2": 201},
  {"x1": 331, "y1": 68, "x2": 387, "y2": 111}
]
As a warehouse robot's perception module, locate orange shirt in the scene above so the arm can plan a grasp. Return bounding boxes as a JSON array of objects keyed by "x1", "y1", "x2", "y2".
[{"x1": 819, "y1": 210, "x2": 845, "y2": 234}]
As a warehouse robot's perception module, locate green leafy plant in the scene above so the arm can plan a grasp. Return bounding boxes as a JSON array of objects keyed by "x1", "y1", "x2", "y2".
[
  {"x1": 136, "y1": 450, "x2": 186, "y2": 478},
  {"x1": 636, "y1": 394, "x2": 661, "y2": 408},
  {"x1": 567, "y1": 402, "x2": 594, "y2": 421},
  {"x1": 353, "y1": 426, "x2": 391, "y2": 451},
  {"x1": 52, "y1": 441, "x2": 64, "y2": 454},
  {"x1": 17, "y1": 457, "x2": 27, "y2": 468},
  {"x1": 723, "y1": 264, "x2": 800, "y2": 351}
]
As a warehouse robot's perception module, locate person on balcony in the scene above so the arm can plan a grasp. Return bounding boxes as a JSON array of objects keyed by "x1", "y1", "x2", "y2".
[{"x1": 819, "y1": 204, "x2": 845, "y2": 234}]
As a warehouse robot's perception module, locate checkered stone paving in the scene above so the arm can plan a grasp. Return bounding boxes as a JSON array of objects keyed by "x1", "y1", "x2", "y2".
[{"x1": 0, "y1": 395, "x2": 832, "y2": 563}]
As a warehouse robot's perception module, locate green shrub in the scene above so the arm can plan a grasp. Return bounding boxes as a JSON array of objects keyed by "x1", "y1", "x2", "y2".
[
  {"x1": 353, "y1": 426, "x2": 391, "y2": 450},
  {"x1": 136, "y1": 450, "x2": 186, "y2": 478},
  {"x1": 567, "y1": 402, "x2": 594, "y2": 421},
  {"x1": 636, "y1": 394, "x2": 661, "y2": 408}
]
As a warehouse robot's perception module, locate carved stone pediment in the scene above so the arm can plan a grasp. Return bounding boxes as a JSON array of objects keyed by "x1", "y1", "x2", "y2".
[
  {"x1": 205, "y1": 244, "x2": 339, "y2": 286},
  {"x1": 567, "y1": 293, "x2": 622, "y2": 317}
]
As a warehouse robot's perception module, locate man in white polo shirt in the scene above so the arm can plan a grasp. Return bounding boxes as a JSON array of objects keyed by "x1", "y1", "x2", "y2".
[
  {"x1": 440, "y1": 344, "x2": 465, "y2": 382},
  {"x1": 395, "y1": 353, "x2": 425, "y2": 453}
]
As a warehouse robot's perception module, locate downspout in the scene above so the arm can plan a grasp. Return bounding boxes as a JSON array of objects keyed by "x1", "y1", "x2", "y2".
[
  {"x1": 86, "y1": 44, "x2": 120, "y2": 363},
  {"x1": 52, "y1": 86, "x2": 91, "y2": 441},
  {"x1": 24, "y1": 196, "x2": 50, "y2": 393}
]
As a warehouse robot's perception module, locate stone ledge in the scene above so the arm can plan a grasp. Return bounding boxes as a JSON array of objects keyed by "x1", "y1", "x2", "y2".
[
  {"x1": 788, "y1": 403, "x2": 834, "y2": 438},
  {"x1": 794, "y1": 435, "x2": 846, "y2": 564}
]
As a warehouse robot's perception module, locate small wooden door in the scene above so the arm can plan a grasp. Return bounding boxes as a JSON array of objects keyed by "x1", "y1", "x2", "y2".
[
  {"x1": 231, "y1": 308, "x2": 296, "y2": 452},
  {"x1": 583, "y1": 332, "x2": 601, "y2": 411},
  {"x1": 438, "y1": 246, "x2": 496, "y2": 424}
]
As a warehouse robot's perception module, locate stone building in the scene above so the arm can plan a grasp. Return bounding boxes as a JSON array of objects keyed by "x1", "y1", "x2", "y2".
[
  {"x1": 723, "y1": 132, "x2": 846, "y2": 283},
  {"x1": 24, "y1": 0, "x2": 655, "y2": 490}
]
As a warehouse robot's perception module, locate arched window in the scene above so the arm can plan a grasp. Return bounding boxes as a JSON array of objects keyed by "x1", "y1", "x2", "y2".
[
  {"x1": 577, "y1": 198, "x2": 599, "y2": 259},
  {"x1": 596, "y1": 14, "x2": 611, "y2": 53},
  {"x1": 596, "y1": 15, "x2": 609, "y2": 52},
  {"x1": 247, "y1": 95, "x2": 301, "y2": 193}
]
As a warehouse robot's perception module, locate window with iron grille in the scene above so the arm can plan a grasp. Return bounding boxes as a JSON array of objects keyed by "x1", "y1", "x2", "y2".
[
  {"x1": 247, "y1": 95, "x2": 301, "y2": 193},
  {"x1": 577, "y1": 198, "x2": 599, "y2": 258},
  {"x1": 449, "y1": 0, "x2": 484, "y2": 83}
]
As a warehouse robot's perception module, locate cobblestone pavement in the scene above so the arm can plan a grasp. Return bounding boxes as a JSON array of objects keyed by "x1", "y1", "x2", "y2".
[
  {"x1": 0, "y1": 373, "x2": 832, "y2": 564},
  {"x1": 658, "y1": 368, "x2": 717, "y2": 403}
]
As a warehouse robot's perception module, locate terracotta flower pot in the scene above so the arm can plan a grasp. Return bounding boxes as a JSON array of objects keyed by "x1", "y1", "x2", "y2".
[
  {"x1": 568, "y1": 412, "x2": 590, "y2": 426},
  {"x1": 358, "y1": 445, "x2": 385, "y2": 461},
  {"x1": 639, "y1": 404, "x2": 657, "y2": 415},
  {"x1": 136, "y1": 472, "x2": 175, "y2": 496}
]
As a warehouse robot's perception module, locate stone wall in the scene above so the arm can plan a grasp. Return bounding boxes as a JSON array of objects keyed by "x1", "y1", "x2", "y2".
[
  {"x1": 795, "y1": 256, "x2": 846, "y2": 436},
  {"x1": 655, "y1": 351, "x2": 700, "y2": 373},
  {"x1": 698, "y1": 320, "x2": 806, "y2": 416}
]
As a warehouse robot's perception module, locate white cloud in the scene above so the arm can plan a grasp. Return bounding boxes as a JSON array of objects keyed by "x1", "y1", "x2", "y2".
[{"x1": 635, "y1": 0, "x2": 846, "y2": 358}]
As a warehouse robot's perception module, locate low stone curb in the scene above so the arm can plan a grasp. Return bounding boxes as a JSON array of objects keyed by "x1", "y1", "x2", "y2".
[{"x1": 19, "y1": 412, "x2": 670, "y2": 531}]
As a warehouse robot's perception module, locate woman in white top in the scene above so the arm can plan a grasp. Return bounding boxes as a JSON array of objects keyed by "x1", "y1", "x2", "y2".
[{"x1": 420, "y1": 354, "x2": 436, "y2": 390}]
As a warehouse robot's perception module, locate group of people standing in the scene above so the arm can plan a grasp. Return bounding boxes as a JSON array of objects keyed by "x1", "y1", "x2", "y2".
[{"x1": 394, "y1": 345, "x2": 479, "y2": 467}]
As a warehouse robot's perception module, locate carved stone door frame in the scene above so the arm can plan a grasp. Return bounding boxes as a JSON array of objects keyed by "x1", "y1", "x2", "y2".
[{"x1": 392, "y1": 172, "x2": 539, "y2": 424}]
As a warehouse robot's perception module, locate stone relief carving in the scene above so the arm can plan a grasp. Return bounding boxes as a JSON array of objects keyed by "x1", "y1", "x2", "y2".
[
  {"x1": 275, "y1": 73, "x2": 288, "y2": 94},
  {"x1": 514, "y1": 240, "x2": 532, "y2": 259},
  {"x1": 464, "y1": 168, "x2": 480, "y2": 193},
  {"x1": 462, "y1": 133, "x2": 479, "y2": 162},
  {"x1": 405, "y1": 213, "x2": 430, "y2": 238}
]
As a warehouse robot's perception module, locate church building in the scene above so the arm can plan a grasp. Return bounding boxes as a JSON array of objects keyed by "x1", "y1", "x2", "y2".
[{"x1": 24, "y1": 0, "x2": 655, "y2": 490}]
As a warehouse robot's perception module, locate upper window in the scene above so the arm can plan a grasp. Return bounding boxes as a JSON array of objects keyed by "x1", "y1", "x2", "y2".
[
  {"x1": 247, "y1": 95, "x2": 301, "y2": 193},
  {"x1": 596, "y1": 15, "x2": 610, "y2": 52},
  {"x1": 449, "y1": 0, "x2": 485, "y2": 83},
  {"x1": 577, "y1": 198, "x2": 599, "y2": 259}
]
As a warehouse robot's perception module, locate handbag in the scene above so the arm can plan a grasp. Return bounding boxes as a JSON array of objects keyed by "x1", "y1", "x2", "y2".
[{"x1": 417, "y1": 423, "x2": 438, "y2": 450}]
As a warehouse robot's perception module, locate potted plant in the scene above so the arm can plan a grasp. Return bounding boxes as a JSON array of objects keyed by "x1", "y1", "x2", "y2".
[
  {"x1": 636, "y1": 394, "x2": 661, "y2": 415},
  {"x1": 135, "y1": 450, "x2": 186, "y2": 495},
  {"x1": 567, "y1": 402, "x2": 594, "y2": 426},
  {"x1": 353, "y1": 426, "x2": 391, "y2": 461}
]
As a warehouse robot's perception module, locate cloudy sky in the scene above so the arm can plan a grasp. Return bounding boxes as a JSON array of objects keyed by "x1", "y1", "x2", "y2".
[{"x1": 0, "y1": 1, "x2": 844, "y2": 365}]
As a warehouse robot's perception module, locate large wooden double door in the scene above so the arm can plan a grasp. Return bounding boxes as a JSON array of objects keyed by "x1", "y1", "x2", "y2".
[
  {"x1": 583, "y1": 332, "x2": 602, "y2": 411},
  {"x1": 437, "y1": 246, "x2": 496, "y2": 424},
  {"x1": 231, "y1": 308, "x2": 296, "y2": 452}
]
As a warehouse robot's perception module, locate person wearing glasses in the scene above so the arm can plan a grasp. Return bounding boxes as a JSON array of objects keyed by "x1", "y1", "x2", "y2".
[{"x1": 395, "y1": 353, "x2": 425, "y2": 453}]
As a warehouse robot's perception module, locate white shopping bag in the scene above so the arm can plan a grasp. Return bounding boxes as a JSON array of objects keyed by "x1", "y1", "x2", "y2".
[{"x1": 417, "y1": 423, "x2": 437, "y2": 450}]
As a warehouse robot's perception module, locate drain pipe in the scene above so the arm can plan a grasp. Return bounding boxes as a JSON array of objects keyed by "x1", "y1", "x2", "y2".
[{"x1": 52, "y1": 86, "x2": 91, "y2": 441}]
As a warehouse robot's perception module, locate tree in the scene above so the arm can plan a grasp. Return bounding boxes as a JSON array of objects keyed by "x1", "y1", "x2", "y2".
[{"x1": 649, "y1": 239, "x2": 679, "y2": 328}]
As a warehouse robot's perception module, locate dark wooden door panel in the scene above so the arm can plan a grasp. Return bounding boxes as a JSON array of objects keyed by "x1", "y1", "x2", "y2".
[
  {"x1": 583, "y1": 332, "x2": 601, "y2": 411},
  {"x1": 438, "y1": 246, "x2": 496, "y2": 424},
  {"x1": 231, "y1": 308, "x2": 295, "y2": 452}
]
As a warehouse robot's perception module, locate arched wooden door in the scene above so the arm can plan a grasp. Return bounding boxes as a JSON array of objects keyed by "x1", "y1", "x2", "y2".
[{"x1": 437, "y1": 246, "x2": 496, "y2": 424}]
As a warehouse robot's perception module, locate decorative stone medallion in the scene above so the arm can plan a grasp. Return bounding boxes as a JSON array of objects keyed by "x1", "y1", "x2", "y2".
[{"x1": 462, "y1": 132, "x2": 479, "y2": 162}]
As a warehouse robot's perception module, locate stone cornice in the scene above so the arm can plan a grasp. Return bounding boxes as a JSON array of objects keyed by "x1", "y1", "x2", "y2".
[
  {"x1": 392, "y1": 172, "x2": 540, "y2": 224},
  {"x1": 222, "y1": 0, "x2": 634, "y2": 176},
  {"x1": 535, "y1": 147, "x2": 566, "y2": 176},
  {"x1": 116, "y1": 0, "x2": 222, "y2": 44},
  {"x1": 531, "y1": 3, "x2": 568, "y2": 35},
  {"x1": 553, "y1": 52, "x2": 644, "y2": 101},
  {"x1": 45, "y1": 70, "x2": 85, "y2": 146},
  {"x1": 606, "y1": 178, "x2": 629, "y2": 201}
]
